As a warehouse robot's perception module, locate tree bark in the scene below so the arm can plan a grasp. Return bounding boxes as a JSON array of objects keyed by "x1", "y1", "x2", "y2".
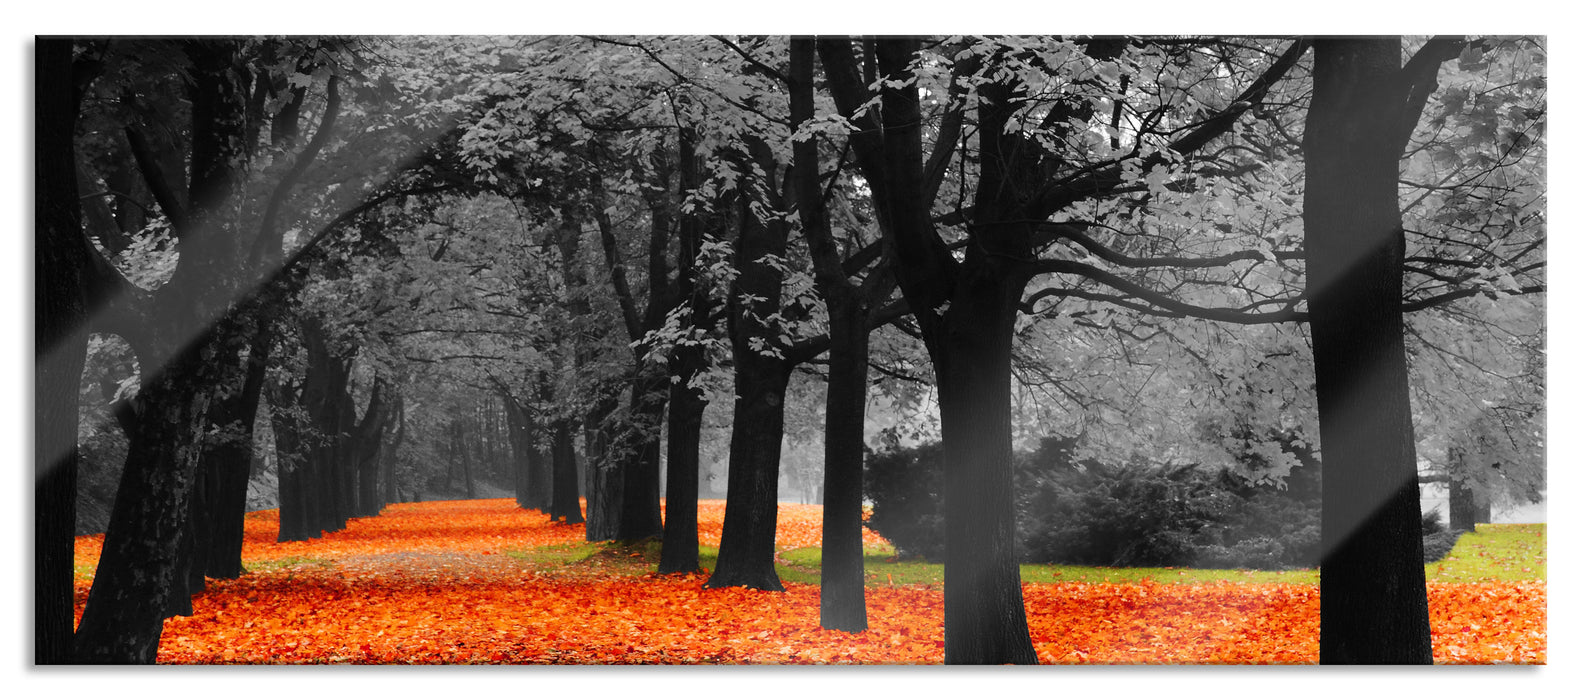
[
  {"x1": 703, "y1": 354, "x2": 791, "y2": 591},
  {"x1": 198, "y1": 316, "x2": 270, "y2": 578},
  {"x1": 1305, "y1": 37, "x2": 1433, "y2": 665},
  {"x1": 582, "y1": 390, "x2": 620, "y2": 538},
  {"x1": 549, "y1": 420, "x2": 584, "y2": 523},
  {"x1": 75, "y1": 39, "x2": 253, "y2": 663},
  {"x1": 35, "y1": 37, "x2": 89, "y2": 664},
  {"x1": 658, "y1": 354, "x2": 706, "y2": 573},
  {"x1": 353, "y1": 376, "x2": 392, "y2": 516},
  {"x1": 705, "y1": 169, "x2": 794, "y2": 592},
  {"x1": 658, "y1": 126, "x2": 708, "y2": 574},
  {"x1": 934, "y1": 269, "x2": 1036, "y2": 664}
]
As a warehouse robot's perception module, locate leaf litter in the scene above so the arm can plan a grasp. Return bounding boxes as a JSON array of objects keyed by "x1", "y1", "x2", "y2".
[{"x1": 72, "y1": 499, "x2": 1544, "y2": 664}]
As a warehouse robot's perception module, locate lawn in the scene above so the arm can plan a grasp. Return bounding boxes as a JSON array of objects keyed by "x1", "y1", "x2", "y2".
[{"x1": 71, "y1": 499, "x2": 1545, "y2": 664}]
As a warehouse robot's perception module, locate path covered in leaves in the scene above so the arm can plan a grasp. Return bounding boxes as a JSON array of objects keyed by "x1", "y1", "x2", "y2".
[{"x1": 71, "y1": 499, "x2": 1545, "y2": 664}]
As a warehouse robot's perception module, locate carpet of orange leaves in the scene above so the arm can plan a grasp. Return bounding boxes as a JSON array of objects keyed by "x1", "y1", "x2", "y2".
[{"x1": 71, "y1": 499, "x2": 1545, "y2": 664}]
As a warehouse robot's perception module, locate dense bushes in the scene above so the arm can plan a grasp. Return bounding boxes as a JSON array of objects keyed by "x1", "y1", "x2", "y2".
[
  {"x1": 862, "y1": 441, "x2": 946, "y2": 561},
  {"x1": 863, "y1": 436, "x2": 1326, "y2": 570}
]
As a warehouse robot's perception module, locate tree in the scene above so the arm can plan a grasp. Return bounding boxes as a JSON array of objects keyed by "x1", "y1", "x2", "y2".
[
  {"x1": 1304, "y1": 36, "x2": 1489, "y2": 663},
  {"x1": 35, "y1": 37, "x2": 95, "y2": 664},
  {"x1": 788, "y1": 37, "x2": 898, "y2": 631},
  {"x1": 68, "y1": 36, "x2": 478, "y2": 661},
  {"x1": 816, "y1": 35, "x2": 1313, "y2": 663}
]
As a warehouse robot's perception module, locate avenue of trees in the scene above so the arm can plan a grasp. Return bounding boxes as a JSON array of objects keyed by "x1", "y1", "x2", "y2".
[{"x1": 36, "y1": 35, "x2": 1544, "y2": 664}]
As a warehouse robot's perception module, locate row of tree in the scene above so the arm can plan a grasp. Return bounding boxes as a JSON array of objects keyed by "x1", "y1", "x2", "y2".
[{"x1": 36, "y1": 35, "x2": 1544, "y2": 664}]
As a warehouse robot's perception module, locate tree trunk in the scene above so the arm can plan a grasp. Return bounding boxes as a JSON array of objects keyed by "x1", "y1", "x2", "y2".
[
  {"x1": 817, "y1": 296, "x2": 871, "y2": 631},
  {"x1": 199, "y1": 319, "x2": 270, "y2": 578},
  {"x1": 933, "y1": 275, "x2": 1037, "y2": 664},
  {"x1": 658, "y1": 350, "x2": 706, "y2": 574},
  {"x1": 353, "y1": 377, "x2": 391, "y2": 517},
  {"x1": 615, "y1": 365, "x2": 667, "y2": 540},
  {"x1": 75, "y1": 39, "x2": 253, "y2": 663},
  {"x1": 269, "y1": 385, "x2": 317, "y2": 542},
  {"x1": 654, "y1": 124, "x2": 710, "y2": 573},
  {"x1": 549, "y1": 420, "x2": 584, "y2": 524},
  {"x1": 583, "y1": 391, "x2": 620, "y2": 540},
  {"x1": 35, "y1": 37, "x2": 88, "y2": 664},
  {"x1": 703, "y1": 355, "x2": 791, "y2": 591},
  {"x1": 383, "y1": 392, "x2": 406, "y2": 506},
  {"x1": 75, "y1": 339, "x2": 227, "y2": 661},
  {"x1": 789, "y1": 38, "x2": 875, "y2": 631},
  {"x1": 1305, "y1": 37, "x2": 1433, "y2": 665},
  {"x1": 704, "y1": 157, "x2": 794, "y2": 592},
  {"x1": 459, "y1": 420, "x2": 476, "y2": 499}
]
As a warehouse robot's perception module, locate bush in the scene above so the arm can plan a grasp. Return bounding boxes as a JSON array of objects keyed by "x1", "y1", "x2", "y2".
[
  {"x1": 1422, "y1": 530, "x2": 1460, "y2": 563},
  {"x1": 862, "y1": 435, "x2": 1442, "y2": 572},
  {"x1": 861, "y1": 441, "x2": 946, "y2": 561},
  {"x1": 1014, "y1": 445, "x2": 1238, "y2": 568}
]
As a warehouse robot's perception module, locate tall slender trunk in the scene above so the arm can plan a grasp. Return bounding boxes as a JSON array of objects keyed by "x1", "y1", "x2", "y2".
[
  {"x1": 1305, "y1": 37, "x2": 1432, "y2": 665},
  {"x1": 658, "y1": 347, "x2": 706, "y2": 574},
  {"x1": 459, "y1": 420, "x2": 476, "y2": 499},
  {"x1": 658, "y1": 124, "x2": 708, "y2": 574},
  {"x1": 790, "y1": 37, "x2": 876, "y2": 630},
  {"x1": 817, "y1": 296, "x2": 871, "y2": 631}
]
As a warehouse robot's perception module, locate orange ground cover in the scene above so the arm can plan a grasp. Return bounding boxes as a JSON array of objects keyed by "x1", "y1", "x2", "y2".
[{"x1": 71, "y1": 499, "x2": 1545, "y2": 664}]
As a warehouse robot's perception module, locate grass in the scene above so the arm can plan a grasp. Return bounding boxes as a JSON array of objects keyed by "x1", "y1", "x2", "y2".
[
  {"x1": 498, "y1": 524, "x2": 1544, "y2": 588},
  {"x1": 776, "y1": 524, "x2": 1545, "y2": 588},
  {"x1": 245, "y1": 556, "x2": 335, "y2": 573},
  {"x1": 1427, "y1": 523, "x2": 1547, "y2": 582}
]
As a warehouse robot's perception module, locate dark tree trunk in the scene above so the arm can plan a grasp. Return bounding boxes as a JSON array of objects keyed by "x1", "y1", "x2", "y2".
[
  {"x1": 274, "y1": 317, "x2": 359, "y2": 540},
  {"x1": 459, "y1": 420, "x2": 476, "y2": 499},
  {"x1": 703, "y1": 355, "x2": 791, "y2": 591},
  {"x1": 705, "y1": 177, "x2": 794, "y2": 593},
  {"x1": 383, "y1": 392, "x2": 406, "y2": 506},
  {"x1": 789, "y1": 38, "x2": 880, "y2": 631},
  {"x1": 658, "y1": 351, "x2": 706, "y2": 573},
  {"x1": 75, "y1": 39, "x2": 253, "y2": 663},
  {"x1": 269, "y1": 384, "x2": 316, "y2": 542},
  {"x1": 35, "y1": 37, "x2": 88, "y2": 664},
  {"x1": 582, "y1": 391, "x2": 620, "y2": 540},
  {"x1": 1305, "y1": 37, "x2": 1433, "y2": 665},
  {"x1": 1448, "y1": 476, "x2": 1478, "y2": 534},
  {"x1": 934, "y1": 271, "x2": 1036, "y2": 664},
  {"x1": 501, "y1": 390, "x2": 533, "y2": 510},
  {"x1": 353, "y1": 377, "x2": 391, "y2": 517},
  {"x1": 75, "y1": 348, "x2": 215, "y2": 661},
  {"x1": 1447, "y1": 448, "x2": 1484, "y2": 534},
  {"x1": 549, "y1": 420, "x2": 584, "y2": 524},
  {"x1": 615, "y1": 366, "x2": 667, "y2": 540},
  {"x1": 658, "y1": 126, "x2": 708, "y2": 574},
  {"x1": 816, "y1": 299, "x2": 871, "y2": 630},
  {"x1": 199, "y1": 319, "x2": 270, "y2": 578}
]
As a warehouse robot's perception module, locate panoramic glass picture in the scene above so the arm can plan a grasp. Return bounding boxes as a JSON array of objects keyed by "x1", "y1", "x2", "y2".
[{"x1": 36, "y1": 35, "x2": 1545, "y2": 665}]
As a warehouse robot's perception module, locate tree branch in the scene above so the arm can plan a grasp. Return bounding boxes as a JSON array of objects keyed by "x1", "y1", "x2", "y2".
[{"x1": 252, "y1": 74, "x2": 342, "y2": 269}]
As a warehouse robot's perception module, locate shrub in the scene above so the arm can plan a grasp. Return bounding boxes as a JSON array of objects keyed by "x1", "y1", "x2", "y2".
[
  {"x1": 862, "y1": 435, "x2": 1440, "y2": 572},
  {"x1": 1422, "y1": 530, "x2": 1461, "y2": 563},
  {"x1": 861, "y1": 441, "x2": 946, "y2": 561}
]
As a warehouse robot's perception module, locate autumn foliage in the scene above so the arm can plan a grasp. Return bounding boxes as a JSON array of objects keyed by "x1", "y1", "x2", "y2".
[{"x1": 71, "y1": 499, "x2": 1544, "y2": 664}]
